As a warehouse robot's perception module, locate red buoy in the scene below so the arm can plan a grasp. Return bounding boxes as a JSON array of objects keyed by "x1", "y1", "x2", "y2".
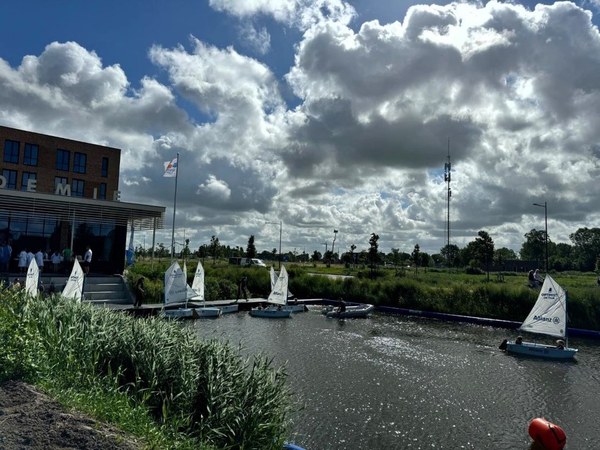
[{"x1": 528, "y1": 418, "x2": 566, "y2": 450}]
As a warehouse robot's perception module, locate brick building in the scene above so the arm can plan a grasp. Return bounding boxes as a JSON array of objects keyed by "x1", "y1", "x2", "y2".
[{"x1": 0, "y1": 125, "x2": 164, "y2": 274}]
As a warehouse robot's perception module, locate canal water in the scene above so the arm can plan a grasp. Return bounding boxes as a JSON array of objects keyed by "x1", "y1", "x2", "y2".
[{"x1": 190, "y1": 309, "x2": 600, "y2": 450}]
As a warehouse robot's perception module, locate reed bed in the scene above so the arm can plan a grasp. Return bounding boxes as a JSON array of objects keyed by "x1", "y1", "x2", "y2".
[{"x1": 0, "y1": 288, "x2": 292, "y2": 450}]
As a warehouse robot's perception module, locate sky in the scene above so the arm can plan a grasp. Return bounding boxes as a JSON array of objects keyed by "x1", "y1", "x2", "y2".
[{"x1": 2, "y1": 0, "x2": 600, "y2": 257}]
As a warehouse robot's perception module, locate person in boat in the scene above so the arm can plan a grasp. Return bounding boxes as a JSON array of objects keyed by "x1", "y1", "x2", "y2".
[
  {"x1": 515, "y1": 336, "x2": 523, "y2": 345},
  {"x1": 556, "y1": 339, "x2": 565, "y2": 350},
  {"x1": 337, "y1": 299, "x2": 347, "y2": 313}
]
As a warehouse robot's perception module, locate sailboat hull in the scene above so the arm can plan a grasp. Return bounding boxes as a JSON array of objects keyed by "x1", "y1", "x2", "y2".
[
  {"x1": 219, "y1": 304, "x2": 239, "y2": 314},
  {"x1": 249, "y1": 308, "x2": 292, "y2": 318},
  {"x1": 505, "y1": 341, "x2": 577, "y2": 360}
]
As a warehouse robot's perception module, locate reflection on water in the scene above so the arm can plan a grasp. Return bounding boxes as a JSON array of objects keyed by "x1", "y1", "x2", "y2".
[{"x1": 190, "y1": 311, "x2": 600, "y2": 450}]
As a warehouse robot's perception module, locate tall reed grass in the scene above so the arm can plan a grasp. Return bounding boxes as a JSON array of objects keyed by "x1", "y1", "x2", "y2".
[{"x1": 0, "y1": 289, "x2": 292, "y2": 449}]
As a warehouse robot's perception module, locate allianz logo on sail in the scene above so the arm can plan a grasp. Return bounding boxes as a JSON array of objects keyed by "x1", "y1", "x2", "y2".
[{"x1": 533, "y1": 315, "x2": 560, "y2": 324}]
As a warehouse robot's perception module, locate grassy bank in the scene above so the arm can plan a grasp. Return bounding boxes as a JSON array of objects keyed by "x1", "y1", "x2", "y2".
[
  {"x1": 129, "y1": 260, "x2": 600, "y2": 330},
  {"x1": 0, "y1": 288, "x2": 292, "y2": 450}
]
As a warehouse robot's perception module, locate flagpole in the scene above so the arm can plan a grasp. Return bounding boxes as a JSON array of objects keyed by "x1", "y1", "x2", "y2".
[{"x1": 171, "y1": 152, "x2": 179, "y2": 259}]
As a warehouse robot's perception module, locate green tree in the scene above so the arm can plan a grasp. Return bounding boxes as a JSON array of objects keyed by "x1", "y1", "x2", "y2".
[
  {"x1": 411, "y1": 244, "x2": 421, "y2": 274},
  {"x1": 311, "y1": 250, "x2": 321, "y2": 262},
  {"x1": 246, "y1": 235, "x2": 257, "y2": 258},
  {"x1": 520, "y1": 229, "x2": 547, "y2": 262},
  {"x1": 440, "y1": 244, "x2": 461, "y2": 267},
  {"x1": 368, "y1": 233, "x2": 380, "y2": 276},
  {"x1": 570, "y1": 227, "x2": 600, "y2": 271},
  {"x1": 209, "y1": 235, "x2": 220, "y2": 264},
  {"x1": 474, "y1": 230, "x2": 494, "y2": 277},
  {"x1": 494, "y1": 247, "x2": 517, "y2": 269}
]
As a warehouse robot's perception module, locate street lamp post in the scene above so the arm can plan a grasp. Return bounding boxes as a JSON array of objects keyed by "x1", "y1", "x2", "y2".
[
  {"x1": 533, "y1": 201, "x2": 548, "y2": 273},
  {"x1": 331, "y1": 229, "x2": 338, "y2": 263}
]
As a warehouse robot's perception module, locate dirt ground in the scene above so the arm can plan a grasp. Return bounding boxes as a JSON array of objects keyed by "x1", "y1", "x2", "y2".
[{"x1": 0, "y1": 380, "x2": 140, "y2": 450}]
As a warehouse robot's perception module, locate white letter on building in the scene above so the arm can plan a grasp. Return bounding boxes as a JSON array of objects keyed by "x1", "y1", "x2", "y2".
[
  {"x1": 26, "y1": 179, "x2": 37, "y2": 192},
  {"x1": 55, "y1": 183, "x2": 71, "y2": 196}
]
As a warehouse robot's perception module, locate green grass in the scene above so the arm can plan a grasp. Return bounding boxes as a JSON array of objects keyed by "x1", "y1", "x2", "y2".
[
  {"x1": 0, "y1": 287, "x2": 292, "y2": 450},
  {"x1": 128, "y1": 260, "x2": 600, "y2": 330}
]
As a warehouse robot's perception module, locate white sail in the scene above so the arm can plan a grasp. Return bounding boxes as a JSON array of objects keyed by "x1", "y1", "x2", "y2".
[
  {"x1": 164, "y1": 261, "x2": 188, "y2": 305},
  {"x1": 25, "y1": 258, "x2": 39, "y2": 297},
  {"x1": 519, "y1": 275, "x2": 567, "y2": 338},
  {"x1": 62, "y1": 259, "x2": 84, "y2": 301},
  {"x1": 270, "y1": 266, "x2": 277, "y2": 290},
  {"x1": 191, "y1": 261, "x2": 205, "y2": 301},
  {"x1": 268, "y1": 265, "x2": 288, "y2": 305},
  {"x1": 270, "y1": 266, "x2": 293, "y2": 299}
]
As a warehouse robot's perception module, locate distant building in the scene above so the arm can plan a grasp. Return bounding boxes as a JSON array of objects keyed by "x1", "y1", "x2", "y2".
[{"x1": 0, "y1": 125, "x2": 165, "y2": 274}]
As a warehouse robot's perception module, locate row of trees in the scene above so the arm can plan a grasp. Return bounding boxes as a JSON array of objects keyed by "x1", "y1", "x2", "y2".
[{"x1": 134, "y1": 227, "x2": 600, "y2": 273}]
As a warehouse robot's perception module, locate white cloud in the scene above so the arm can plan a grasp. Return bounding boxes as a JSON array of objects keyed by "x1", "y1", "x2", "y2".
[
  {"x1": 197, "y1": 175, "x2": 232, "y2": 201},
  {"x1": 239, "y1": 23, "x2": 272, "y2": 55},
  {"x1": 209, "y1": 0, "x2": 356, "y2": 29},
  {"x1": 3, "y1": 1, "x2": 600, "y2": 256}
]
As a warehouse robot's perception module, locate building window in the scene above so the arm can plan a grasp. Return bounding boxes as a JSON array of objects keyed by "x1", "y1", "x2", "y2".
[
  {"x1": 73, "y1": 152, "x2": 87, "y2": 174},
  {"x1": 1, "y1": 169, "x2": 17, "y2": 189},
  {"x1": 72, "y1": 178, "x2": 85, "y2": 197},
  {"x1": 98, "y1": 183, "x2": 107, "y2": 200},
  {"x1": 3, "y1": 140, "x2": 19, "y2": 164},
  {"x1": 101, "y1": 157, "x2": 109, "y2": 177},
  {"x1": 56, "y1": 149, "x2": 70, "y2": 171},
  {"x1": 21, "y1": 172, "x2": 36, "y2": 191},
  {"x1": 23, "y1": 143, "x2": 39, "y2": 166}
]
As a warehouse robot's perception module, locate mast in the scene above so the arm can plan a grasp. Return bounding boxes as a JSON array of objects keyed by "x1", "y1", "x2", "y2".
[{"x1": 444, "y1": 139, "x2": 452, "y2": 263}]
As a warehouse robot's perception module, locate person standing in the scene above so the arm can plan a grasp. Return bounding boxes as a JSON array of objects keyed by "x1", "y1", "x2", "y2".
[
  {"x1": 35, "y1": 249, "x2": 44, "y2": 273},
  {"x1": 17, "y1": 249, "x2": 28, "y2": 273},
  {"x1": 26, "y1": 249, "x2": 34, "y2": 269},
  {"x1": 237, "y1": 275, "x2": 249, "y2": 301},
  {"x1": 83, "y1": 246, "x2": 92, "y2": 275},
  {"x1": 51, "y1": 251, "x2": 62, "y2": 273},
  {"x1": 134, "y1": 277, "x2": 145, "y2": 308}
]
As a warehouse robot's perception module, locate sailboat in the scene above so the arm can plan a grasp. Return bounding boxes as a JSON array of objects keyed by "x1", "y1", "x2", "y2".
[
  {"x1": 187, "y1": 261, "x2": 221, "y2": 317},
  {"x1": 62, "y1": 259, "x2": 85, "y2": 301},
  {"x1": 25, "y1": 258, "x2": 40, "y2": 297},
  {"x1": 499, "y1": 275, "x2": 577, "y2": 360},
  {"x1": 270, "y1": 266, "x2": 305, "y2": 313},
  {"x1": 250, "y1": 265, "x2": 292, "y2": 318}
]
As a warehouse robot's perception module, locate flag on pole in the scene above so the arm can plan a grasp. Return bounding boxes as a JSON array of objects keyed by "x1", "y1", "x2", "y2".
[{"x1": 163, "y1": 157, "x2": 178, "y2": 177}]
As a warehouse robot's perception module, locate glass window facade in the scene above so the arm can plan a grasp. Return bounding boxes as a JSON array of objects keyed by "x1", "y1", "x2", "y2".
[
  {"x1": 23, "y1": 143, "x2": 39, "y2": 166},
  {"x1": 3, "y1": 139, "x2": 19, "y2": 163},
  {"x1": 98, "y1": 183, "x2": 107, "y2": 200},
  {"x1": 72, "y1": 178, "x2": 85, "y2": 197},
  {"x1": 56, "y1": 149, "x2": 70, "y2": 171},
  {"x1": 1, "y1": 169, "x2": 17, "y2": 189},
  {"x1": 73, "y1": 152, "x2": 87, "y2": 174},
  {"x1": 101, "y1": 157, "x2": 109, "y2": 177},
  {"x1": 21, "y1": 172, "x2": 36, "y2": 191}
]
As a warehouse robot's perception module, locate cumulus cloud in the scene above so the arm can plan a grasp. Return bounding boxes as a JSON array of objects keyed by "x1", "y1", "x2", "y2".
[
  {"x1": 3, "y1": 1, "x2": 600, "y2": 255},
  {"x1": 209, "y1": 0, "x2": 356, "y2": 29},
  {"x1": 197, "y1": 174, "x2": 232, "y2": 201}
]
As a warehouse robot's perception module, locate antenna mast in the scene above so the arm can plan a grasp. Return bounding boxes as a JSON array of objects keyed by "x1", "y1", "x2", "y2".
[{"x1": 444, "y1": 139, "x2": 451, "y2": 262}]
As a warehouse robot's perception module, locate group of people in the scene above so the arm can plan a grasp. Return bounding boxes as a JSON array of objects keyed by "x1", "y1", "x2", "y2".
[{"x1": 527, "y1": 268, "x2": 544, "y2": 288}]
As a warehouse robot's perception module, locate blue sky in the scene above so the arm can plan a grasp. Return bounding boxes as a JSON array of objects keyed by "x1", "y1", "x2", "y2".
[{"x1": 2, "y1": 0, "x2": 600, "y2": 257}]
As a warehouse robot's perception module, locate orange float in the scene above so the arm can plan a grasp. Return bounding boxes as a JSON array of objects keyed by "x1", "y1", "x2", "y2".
[{"x1": 528, "y1": 418, "x2": 566, "y2": 450}]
